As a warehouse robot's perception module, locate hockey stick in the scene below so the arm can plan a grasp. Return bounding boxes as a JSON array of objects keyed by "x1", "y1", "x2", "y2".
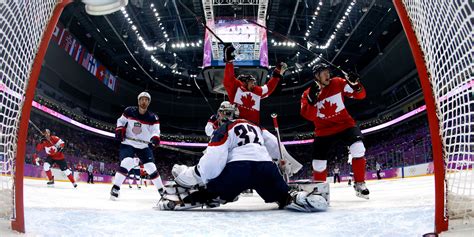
[
  {"x1": 193, "y1": 76, "x2": 215, "y2": 113},
  {"x1": 246, "y1": 20, "x2": 349, "y2": 75},
  {"x1": 271, "y1": 113, "x2": 303, "y2": 180},
  {"x1": 271, "y1": 113, "x2": 288, "y2": 182},
  {"x1": 28, "y1": 120, "x2": 44, "y2": 135},
  {"x1": 125, "y1": 137, "x2": 202, "y2": 156}
]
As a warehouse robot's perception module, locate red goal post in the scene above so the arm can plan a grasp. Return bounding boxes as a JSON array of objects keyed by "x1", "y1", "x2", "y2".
[
  {"x1": 0, "y1": 0, "x2": 72, "y2": 233},
  {"x1": 394, "y1": 0, "x2": 473, "y2": 234}
]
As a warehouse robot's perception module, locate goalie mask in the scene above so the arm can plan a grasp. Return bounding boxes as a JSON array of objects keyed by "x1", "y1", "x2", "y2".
[{"x1": 218, "y1": 101, "x2": 239, "y2": 124}]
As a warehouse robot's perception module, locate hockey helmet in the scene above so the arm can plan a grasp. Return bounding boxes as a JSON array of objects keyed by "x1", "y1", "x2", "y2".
[
  {"x1": 137, "y1": 91, "x2": 151, "y2": 100},
  {"x1": 218, "y1": 101, "x2": 239, "y2": 122},
  {"x1": 237, "y1": 74, "x2": 256, "y2": 83},
  {"x1": 312, "y1": 63, "x2": 331, "y2": 76}
]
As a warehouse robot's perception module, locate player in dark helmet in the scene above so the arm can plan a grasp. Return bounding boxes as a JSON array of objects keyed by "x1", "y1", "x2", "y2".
[
  {"x1": 236, "y1": 74, "x2": 257, "y2": 90},
  {"x1": 301, "y1": 63, "x2": 370, "y2": 199}
]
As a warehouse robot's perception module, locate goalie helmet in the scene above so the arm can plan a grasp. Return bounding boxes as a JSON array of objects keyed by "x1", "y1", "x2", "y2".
[
  {"x1": 137, "y1": 91, "x2": 151, "y2": 100},
  {"x1": 312, "y1": 63, "x2": 330, "y2": 76},
  {"x1": 218, "y1": 101, "x2": 239, "y2": 123},
  {"x1": 237, "y1": 74, "x2": 256, "y2": 83}
]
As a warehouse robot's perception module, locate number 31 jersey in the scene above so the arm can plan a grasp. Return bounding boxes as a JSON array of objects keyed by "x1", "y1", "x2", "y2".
[{"x1": 197, "y1": 119, "x2": 281, "y2": 183}]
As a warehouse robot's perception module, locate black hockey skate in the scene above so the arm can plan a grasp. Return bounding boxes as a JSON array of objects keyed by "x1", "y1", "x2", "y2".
[
  {"x1": 354, "y1": 182, "x2": 370, "y2": 199},
  {"x1": 47, "y1": 176, "x2": 55, "y2": 186},
  {"x1": 73, "y1": 183, "x2": 77, "y2": 188},
  {"x1": 110, "y1": 185, "x2": 120, "y2": 200}
]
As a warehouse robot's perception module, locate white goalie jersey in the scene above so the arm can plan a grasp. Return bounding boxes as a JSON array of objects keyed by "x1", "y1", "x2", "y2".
[{"x1": 197, "y1": 119, "x2": 281, "y2": 184}]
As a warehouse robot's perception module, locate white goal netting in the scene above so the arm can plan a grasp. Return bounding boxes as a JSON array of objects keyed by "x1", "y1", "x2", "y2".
[
  {"x1": 401, "y1": 0, "x2": 473, "y2": 229},
  {"x1": 0, "y1": 0, "x2": 59, "y2": 221}
]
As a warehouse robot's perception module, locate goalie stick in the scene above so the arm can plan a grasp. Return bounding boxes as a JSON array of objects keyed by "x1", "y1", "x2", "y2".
[
  {"x1": 271, "y1": 113, "x2": 303, "y2": 180},
  {"x1": 125, "y1": 137, "x2": 202, "y2": 156}
]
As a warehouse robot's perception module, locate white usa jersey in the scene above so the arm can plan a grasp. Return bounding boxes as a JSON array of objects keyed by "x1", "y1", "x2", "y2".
[
  {"x1": 116, "y1": 106, "x2": 160, "y2": 149},
  {"x1": 196, "y1": 119, "x2": 281, "y2": 183}
]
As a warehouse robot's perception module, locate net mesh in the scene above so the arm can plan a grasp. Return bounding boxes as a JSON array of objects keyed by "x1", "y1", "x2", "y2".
[
  {"x1": 0, "y1": 0, "x2": 58, "y2": 220},
  {"x1": 402, "y1": 0, "x2": 473, "y2": 228}
]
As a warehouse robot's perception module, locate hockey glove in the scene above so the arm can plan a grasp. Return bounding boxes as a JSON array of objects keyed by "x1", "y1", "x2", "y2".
[
  {"x1": 223, "y1": 44, "x2": 235, "y2": 63},
  {"x1": 345, "y1": 71, "x2": 362, "y2": 91},
  {"x1": 115, "y1": 126, "x2": 126, "y2": 142},
  {"x1": 172, "y1": 164, "x2": 204, "y2": 188},
  {"x1": 273, "y1": 62, "x2": 288, "y2": 78},
  {"x1": 307, "y1": 81, "x2": 321, "y2": 105},
  {"x1": 150, "y1": 136, "x2": 160, "y2": 148},
  {"x1": 209, "y1": 114, "x2": 220, "y2": 129}
]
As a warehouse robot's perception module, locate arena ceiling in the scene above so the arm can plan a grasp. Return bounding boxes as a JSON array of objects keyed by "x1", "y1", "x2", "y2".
[{"x1": 58, "y1": 0, "x2": 403, "y2": 97}]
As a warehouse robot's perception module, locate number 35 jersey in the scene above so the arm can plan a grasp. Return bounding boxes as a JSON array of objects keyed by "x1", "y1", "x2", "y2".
[{"x1": 197, "y1": 119, "x2": 281, "y2": 183}]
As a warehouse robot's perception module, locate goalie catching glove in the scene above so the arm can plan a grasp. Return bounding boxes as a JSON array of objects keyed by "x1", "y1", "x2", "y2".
[{"x1": 172, "y1": 164, "x2": 204, "y2": 188}]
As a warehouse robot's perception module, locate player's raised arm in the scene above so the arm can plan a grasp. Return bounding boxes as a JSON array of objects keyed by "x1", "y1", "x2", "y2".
[
  {"x1": 261, "y1": 62, "x2": 287, "y2": 98},
  {"x1": 223, "y1": 45, "x2": 240, "y2": 101},
  {"x1": 342, "y1": 72, "x2": 366, "y2": 99},
  {"x1": 300, "y1": 81, "x2": 320, "y2": 121}
]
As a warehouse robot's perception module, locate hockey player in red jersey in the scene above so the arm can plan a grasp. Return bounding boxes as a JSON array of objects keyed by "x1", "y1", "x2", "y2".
[
  {"x1": 300, "y1": 63, "x2": 370, "y2": 199},
  {"x1": 223, "y1": 45, "x2": 286, "y2": 124},
  {"x1": 33, "y1": 129, "x2": 77, "y2": 187}
]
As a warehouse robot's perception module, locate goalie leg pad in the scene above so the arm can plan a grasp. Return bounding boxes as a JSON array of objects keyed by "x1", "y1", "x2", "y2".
[
  {"x1": 157, "y1": 184, "x2": 220, "y2": 211},
  {"x1": 289, "y1": 181, "x2": 330, "y2": 205},
  {"x1": 285, "y1": 191, "x2": 328, "y2": 212},
  {"x1": 172, "y1": 164, "x2": 204, "y2": 188}
]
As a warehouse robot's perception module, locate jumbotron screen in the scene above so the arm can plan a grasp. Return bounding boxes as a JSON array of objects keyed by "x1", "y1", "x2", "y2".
[{"x1": 202, "y1": 18, "x2": 268, "y2": 67}]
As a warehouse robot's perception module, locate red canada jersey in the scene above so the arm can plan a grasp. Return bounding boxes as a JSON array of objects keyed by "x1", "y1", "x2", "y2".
[
  {"x1": 300, "y1": 77, "x2": 366, "y2": 137},
  {"x1": 140, "y1": 165, "x2": 146, "y2": 176},
  {"x1": 35, "y1": 136, "x2": 65, "y2": 160},
  {"x1": 223, "y1": 63, "x2": 280, "y2": 124}
]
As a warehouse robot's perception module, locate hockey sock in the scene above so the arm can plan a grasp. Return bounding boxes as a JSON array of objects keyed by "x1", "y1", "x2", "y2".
[
  {"x1": 312, "y1": 159, "x2": 327, "y2": 182},
  {"x1": 67, "y1": 174, "x2": 75, "y2": 183},
  {"x1": 312, "y1": 169, "x2": 327, "y2": 182},
  {"x1": 144, "y1": 162, "x2": 164, "y2": 191},
  {"x1": 352, "y1": 157, "x2": 366, "y2": 182},
  {"x1": 149, "y1": 171, "x2": 164, "y2": 190},
  {"x1": 45, "y1": 170, "x2": 53, "y2": 180},
  {"x1": 64, "y1": 169, "x2": 75, "y2": 183}
]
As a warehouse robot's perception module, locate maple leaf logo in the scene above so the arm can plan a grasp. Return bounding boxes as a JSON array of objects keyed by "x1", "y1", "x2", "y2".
[
  {"x1": 240, "y1": 93, "x2": 256, "y2": 109},
  {"x1": 319, "y1": 100, "x2": 338, "y2": 118}
]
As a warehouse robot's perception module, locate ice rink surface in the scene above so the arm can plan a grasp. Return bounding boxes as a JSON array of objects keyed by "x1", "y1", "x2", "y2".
[{"x1": 1, "y1": 175, "x2": 462, "y2": 237}]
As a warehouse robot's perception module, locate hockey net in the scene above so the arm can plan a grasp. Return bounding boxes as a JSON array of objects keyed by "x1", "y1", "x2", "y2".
[
  {"x1": 0, "y1": 0, "x2": 66, "y2": 232},
  {"x1": 395, "y1": 0, "x2": 473, "y2": 233}
]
